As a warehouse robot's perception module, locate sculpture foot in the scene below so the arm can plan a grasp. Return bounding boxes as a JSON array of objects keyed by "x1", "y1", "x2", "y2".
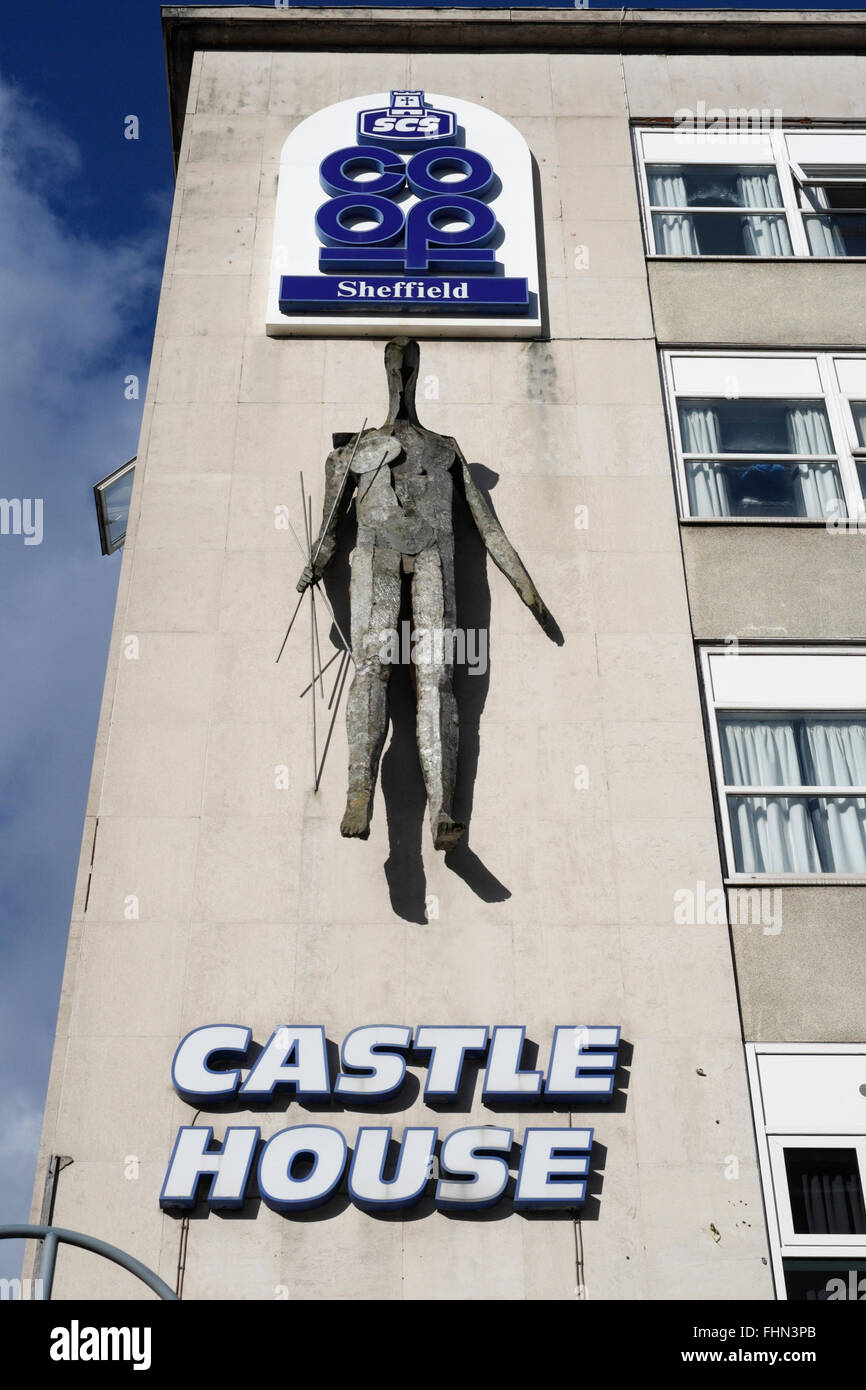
[
  {"x1": 433, "y1": 815, "x2": 466, "y2": 853},
  {"x1": 341, "y1": 798, "x2": 371, "y2": 840}
]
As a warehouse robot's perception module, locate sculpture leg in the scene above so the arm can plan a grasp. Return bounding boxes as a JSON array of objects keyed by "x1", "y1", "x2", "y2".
[
  {"x1": 341, "y1": 543, "x2": 401, "y2": 839},
  {"x1": 411, "y1": 546, "x2": 465, "y2": 852}
]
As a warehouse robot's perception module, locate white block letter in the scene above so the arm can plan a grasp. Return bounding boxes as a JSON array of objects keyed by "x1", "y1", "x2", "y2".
[
  {"x1": 514, "y1": 1128, "x2": 593, "y2": 1209},
  {"x1": 436, "y1": 1127, "x2": 512, "y2": 1209},
  {"x1": 160, "y1": 1126, "x2": 259, "y2": 1209}
]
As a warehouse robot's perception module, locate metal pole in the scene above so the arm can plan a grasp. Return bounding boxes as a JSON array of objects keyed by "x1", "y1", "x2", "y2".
[{"x1": 38, "y1": 1231, "x2": 58, "y2": 1300}]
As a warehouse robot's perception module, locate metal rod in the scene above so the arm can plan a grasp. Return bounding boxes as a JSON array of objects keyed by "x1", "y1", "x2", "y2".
[
  {"x1": 316, "y1": 646, "x2": 352, "y2": 790},
  {"x1": 356, "y1": 451, "x2": 387, "y2": 504},
  {"x1": 299, "y1": 648, "x2": 341, "y2": 699},
  {"x1": 310, "y1": 417, "x2": 367, "y2": 570},
  {"x1": 300, "y1": 472, "x2": 312, "y2": 555},
  {"x1": 309, "y1": 594, "x2": 318, "y2": 792},
  {"x1": 309, "y1": 585, "x2": 325, "y2": 702},
  {"x1": 328, "y1": 648, "x2": 349, "y2": 710},
  {"x1": 309, "y1": 495, "x2": 324, "y2": 696},
  {"x1": 286, "y1": 515, "x2": 355, "y2": 666},
  {"x1": 275, "y1": 589, "x2": 305, "y2": 663}
]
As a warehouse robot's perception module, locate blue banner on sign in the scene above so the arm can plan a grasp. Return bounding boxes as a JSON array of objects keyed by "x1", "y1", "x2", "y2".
[{"x1": 280, "y1": 275, "x2": 529, "y2": 314}]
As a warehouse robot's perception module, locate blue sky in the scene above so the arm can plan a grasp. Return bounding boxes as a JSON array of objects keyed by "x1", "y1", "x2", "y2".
[
  {"x1": 0, "y1": 0, "x2": 862, "y2": 1280},
  {"x1": 0, "y1": 0, "x2": 171, "y2": 1276}
]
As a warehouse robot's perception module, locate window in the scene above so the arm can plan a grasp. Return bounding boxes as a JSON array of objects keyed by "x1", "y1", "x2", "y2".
[
  {"x1": 635, "y1": 127, "x2": 866, "y2": 258},
  {"x1": 702, "y1": 649, "x2": 866, "y2": 878},
  {"x1": 782, "y1": 1146, "x2": 866, "y2": 1237},
  {"x1": 665, "y1": 353, "x2": 866, "y2": 520},
  {"x1": 647, "y1": 163, "x2": 791, "y2": 256},
  {"x1": 93, "y1": 457, "x2": 135, "y2": 555},
  {"x1": 747, "y1": 1046, "x2": 866, "y2": 1300},
  {"x1": 798, "y1": 169, "x2": 866, "y2": 257}
]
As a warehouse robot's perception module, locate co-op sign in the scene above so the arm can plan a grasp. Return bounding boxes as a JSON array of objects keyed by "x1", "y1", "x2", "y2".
[
  {"x1": 160, "y1": 1024, "x2": 619, "y2": 1213},
  {"x1": 267, "y1": 91, "x2": 541, "y2": 337}
]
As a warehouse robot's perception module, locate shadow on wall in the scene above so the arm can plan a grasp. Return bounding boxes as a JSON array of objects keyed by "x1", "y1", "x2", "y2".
[{"x1": 324, "y1": 461, "x2": 563, "y2": 924}]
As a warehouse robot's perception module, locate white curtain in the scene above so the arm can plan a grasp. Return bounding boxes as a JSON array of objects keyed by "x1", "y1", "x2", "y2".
[
  {"x1": 722, "y1": 717, "x2": 866, "y2": 872},
  {"x1": 649, "y1": 172, "x2": 699, "y2": 254},
  {"x1": 681, "y1": 405, "x2": 731, "y2": 517},
  {"x1": 805, "y1": 720, "x2": 866, "y2": 871},
  {"x1": 786, "y1": 405, "x2": 843, "y2": 519},
  {"x1": 805, "y1": 215, "x2": 847, "y2": 257},
  {"x1": 721, "y1": 719, "x2": 803, "y2": 786},
  {"x1": 790, "y1": 1156, "x2": 866, "y2": 1235},
  {"x1": 738, "y1": 172, "x2": 792, "y2": 256}
]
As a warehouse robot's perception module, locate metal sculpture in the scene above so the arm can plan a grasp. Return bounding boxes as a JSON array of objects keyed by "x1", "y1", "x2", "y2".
[{"x1": 295, "y1": 337, "x2": 552, "y2": 851}]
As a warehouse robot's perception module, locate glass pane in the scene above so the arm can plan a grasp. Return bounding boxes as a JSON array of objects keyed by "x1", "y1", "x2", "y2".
[
  {"x1": 679, "y1": 399, "x2": 833, "y2": 454},
  {"x1": 805, "y1": 213, "x2": 866, "y2": 257},
  {"x1": 720, "y1": 716, "x2": 866, "y2": 787},
  {"x1": 647, "y1": 164, "x2": 783, "y2": 208},
  {"x1": 783, "y1": 1258, "x2": 866, "y2": 1302},
  {"x1": 653, "y1": 211, "x2": 790, "y2": 256},
  {"x1": 728, "y1": 795, "x2": 866, "y2": 873},
  {"x1": 820, "y1": 184, "x2": 866, "y2": 211},
  {"x1": 852, "y1": 402, "x2": 866, "y2": 448},
  {"x1": 784, "y1": 1149, "x2": 866, "y2": 1235},
  {"x1": 685, "y1": 460, "x2": 842, "y2": 519},
  {"x1": 102, "y1": 470, "x2": 134, "y2": 549}
]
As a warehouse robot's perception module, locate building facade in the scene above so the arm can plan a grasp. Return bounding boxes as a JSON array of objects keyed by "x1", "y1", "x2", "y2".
[{"x1": 28, "y1": 8, "x2": 866, "y2": 1301}]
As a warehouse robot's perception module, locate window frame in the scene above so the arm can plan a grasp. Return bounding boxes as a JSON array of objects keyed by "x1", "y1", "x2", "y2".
[
  {"x1": 93, "y1": 456, "x2": 136, "y2": 556},
  {"x1": 746, "y1": 1044, "x2": 866, "y2": 1298},
  {"x1": 700, "y1": 646, "x2": 866, "y2": 884},
  {"x1": 634, "y1": 124, "x2": 866, "y2": 260},
  {"x1": 768, "y1": 1136, "x2": 866, "y2": 1250},
  {"x1": 662, "y1": 351, "x2": 866, "y2": 523}
]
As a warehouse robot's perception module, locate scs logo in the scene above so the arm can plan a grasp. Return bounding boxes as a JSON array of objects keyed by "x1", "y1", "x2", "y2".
[{"x1": 358, "y1": 90, "x2": 456, "y2": 147}]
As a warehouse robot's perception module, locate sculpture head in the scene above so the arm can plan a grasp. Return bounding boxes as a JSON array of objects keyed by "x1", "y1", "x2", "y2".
[{"x1": 384, "y1": 337, "x2": 422, "y2": 427}]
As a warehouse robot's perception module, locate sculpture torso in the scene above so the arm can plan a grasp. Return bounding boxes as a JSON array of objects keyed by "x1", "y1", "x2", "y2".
[{"x1": 350, "y1": 419, "x2": 456, "y2": 557}]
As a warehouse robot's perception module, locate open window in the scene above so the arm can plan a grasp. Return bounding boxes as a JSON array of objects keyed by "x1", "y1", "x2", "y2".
[
  {"x1": 93, "y1": 457, "x2": 135, "y2": 556},
  {"x1": 635, "y1": 126, "x2": 866, "y2": 259}
]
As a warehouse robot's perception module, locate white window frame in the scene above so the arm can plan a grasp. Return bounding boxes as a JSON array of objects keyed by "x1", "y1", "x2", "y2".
[
  {"x1": 700, "y1": 645, "x2": 866, "y2": 883},
  {"x1": 663, "y1": 351, "x2": 866, "y2": 523},
  {"x1": 634, "y1": 125, "x2": 866, "y2": 259},
  {"x1": 746, "y1": 1044, "x2": 866, "y2": 1299},
  {"x1": 768, "y1": 1137, "x2": 866, "y2": 1249}
]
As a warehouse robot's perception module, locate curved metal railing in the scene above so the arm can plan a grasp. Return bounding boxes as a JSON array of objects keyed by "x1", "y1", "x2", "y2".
[{"x1": 0, "y1": 1224, "x2": 178, "y2": 1300}]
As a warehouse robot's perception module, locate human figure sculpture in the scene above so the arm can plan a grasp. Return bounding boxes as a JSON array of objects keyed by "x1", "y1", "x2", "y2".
[{"x1": 298, "y1": 337, "x2": 552, "y2": 851}]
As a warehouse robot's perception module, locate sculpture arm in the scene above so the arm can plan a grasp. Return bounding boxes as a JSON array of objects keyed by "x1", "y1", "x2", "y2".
[
  {"x1": 297, "y1": 447, "x2": 354, "y2": 593},
  {"x1": 453, "y1": 445, "x2": 551, "y2": 625}
]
